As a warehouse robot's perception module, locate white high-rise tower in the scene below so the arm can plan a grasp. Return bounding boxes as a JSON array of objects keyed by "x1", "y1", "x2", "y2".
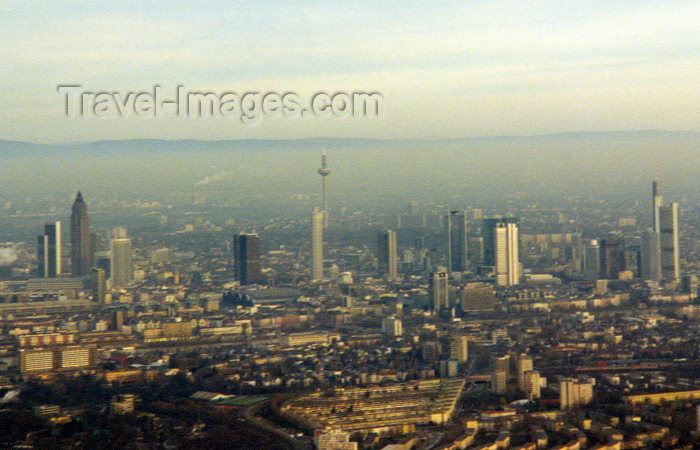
[
  {"x1": 659, "y1": 202, "x2": 680, "y2": 280},
  {"x1": 111, "y1": 238, "x2": 132, "y2": 288},
  {"x1": 494, "y1": 221, "x2": 520, "y2": 286}
]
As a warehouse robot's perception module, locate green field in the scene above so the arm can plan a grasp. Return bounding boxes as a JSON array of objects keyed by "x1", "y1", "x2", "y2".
[{"x1": 217, "y1": 394, "x2": 273, "y2": 406}]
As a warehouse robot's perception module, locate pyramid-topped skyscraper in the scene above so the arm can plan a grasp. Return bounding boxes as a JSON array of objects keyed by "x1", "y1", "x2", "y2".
[{"x1": 70, "y1": 191, "x2": 91, "y2": 277}]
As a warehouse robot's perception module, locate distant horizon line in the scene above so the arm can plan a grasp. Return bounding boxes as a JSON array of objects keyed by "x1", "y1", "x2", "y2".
[{"x1": 0, "y1": 128, "x2": 697, "y2": 147}]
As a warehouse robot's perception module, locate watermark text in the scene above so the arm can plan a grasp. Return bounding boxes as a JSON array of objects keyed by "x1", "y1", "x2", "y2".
[{"x1": 57, "y1": 85, "x2": 382, "y2": 124}]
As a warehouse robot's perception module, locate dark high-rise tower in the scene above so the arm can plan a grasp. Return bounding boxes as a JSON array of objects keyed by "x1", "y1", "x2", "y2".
[
  {"x1": 641, "y1": 230, "x2": 661, "y2": 281},
  {"x1": 641, "y1": 179, "x2": 664, "y2": 281},
  {"x1": 377, "y1": 229, "x2": 398, "y2": 280},
  {"x1": 89, "y1": 267, "x2": 106, "y2": 303},
  {"x1": 446, "y1": 211, "x2": 467, "y2": 273},
  {"x1": 70, "y1": 191, "x2": 91, "y2": 277},
  {"x1": 599, "y1": 236, "x2": 625, "y2": 279},
  {"x1": 233, "y1": 233, "x2": 261, "y2": 285},
  {"x1": 37, "y1": 222, "x2": 61, "y2": 277}
]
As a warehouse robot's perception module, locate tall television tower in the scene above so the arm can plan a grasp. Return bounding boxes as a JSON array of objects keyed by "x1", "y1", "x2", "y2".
[{"x1": 317, "y1": 147, "x2": 331, "y2": 227}]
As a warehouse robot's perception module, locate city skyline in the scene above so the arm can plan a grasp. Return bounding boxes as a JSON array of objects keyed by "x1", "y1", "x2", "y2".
[
  {"x1": 1, "y1": 2, "x2": 699, "y2": 447},
  {"x1": 3, "y1": 171, "x2": 700, "y2": 447},
  {"x1": 21, "y1": 175, "x2": 685, "y2": 287}
]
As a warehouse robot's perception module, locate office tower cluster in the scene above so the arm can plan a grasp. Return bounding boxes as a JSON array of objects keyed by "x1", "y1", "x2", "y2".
[
  {"x1": 578, "y1": 180, "x2": 680, "y2": 283},
  {"x1": 445, "y1": 211, "x2": 520, "y2": 284},
  {"x1": 491, "y1": 353, "x2": 543, "y2": 400},
  {"x1": 35, "y1": 192, "x2": 136, "y2": 296},
  {"x1": 378, "y1": 212, "x2": 522, "y2": 298},
  {"x1": 378, "y1": 179, "x2": 679, "y2": 294},
  {"x1": 37, "y1": 192, "x2": 94, "y2": 279},
  {"x1": 351, "y1": 180, "x2": 525, "y2": 291},
  {"x1": 639, "y1": 180, "x2": 680, "y2": 282},
  {"x1": 37, "y1": 191, "x2": 95, "y2": 279}
]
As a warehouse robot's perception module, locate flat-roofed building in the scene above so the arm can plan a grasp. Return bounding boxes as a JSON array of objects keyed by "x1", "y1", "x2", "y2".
[
  {"x1": 20, "y1": 348, "x2": 54, "y2": 373},
  {"x1": 282, "y1": 332, "x2": 340, "y2": 347},
  {"x1": 560, "y1": 376, "x2": 594, "y2": 409},
  {"x1": 26, "y1": 278, "x2": 84, "y2": 299},
  {"x1": 19, "y1": 333, "x2": 75, "y2": 347},
  {"x1": 283, "y1": 379, "x2": 465, "y2": 435},
  {"x1": 58, "y1": 346, "x2": 93, "y2": 370},
  {"x1": 162, "y1": 321, "x2": 195, "y2": 338},
  {"x1": 460, "y1": 282, "x2": 496, "y2": 311}
]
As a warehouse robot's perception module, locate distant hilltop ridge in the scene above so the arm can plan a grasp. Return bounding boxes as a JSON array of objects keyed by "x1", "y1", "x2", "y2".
[{"x1": 0, "y1": 129, "x2": 697, "y2": 147}]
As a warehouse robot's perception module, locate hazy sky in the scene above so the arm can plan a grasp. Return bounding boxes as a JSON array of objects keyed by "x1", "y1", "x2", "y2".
[{"x1": 0, "y1": 1, "x2": 697, "y2": 143}]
